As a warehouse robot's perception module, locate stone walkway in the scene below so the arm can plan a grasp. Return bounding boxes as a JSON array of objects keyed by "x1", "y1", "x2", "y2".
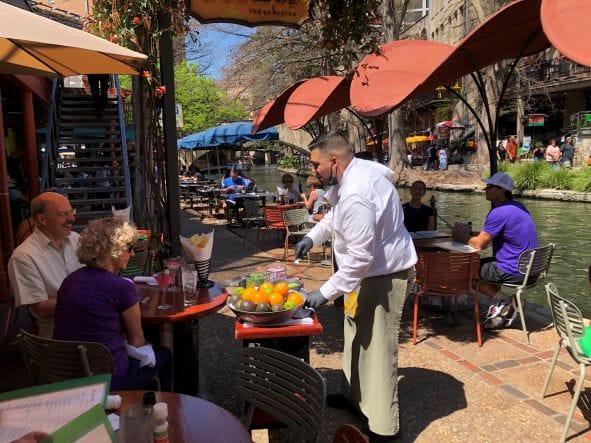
[{"x1": 189, "y1": 208, "x2": 591, "y2": 442}]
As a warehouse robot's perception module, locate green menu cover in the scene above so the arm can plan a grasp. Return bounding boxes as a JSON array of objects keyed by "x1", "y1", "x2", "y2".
[
  {"x1": 0, "y1": 374, "x2": 111, "y2": 442},
  {"x1": 40, "y1": 404, "x2": 116, "y2": 443}
]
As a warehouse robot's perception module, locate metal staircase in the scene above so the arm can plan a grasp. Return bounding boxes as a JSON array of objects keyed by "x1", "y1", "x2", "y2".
[{"x1": 42, "y1": 77, "x2": 132, "y2": 230}]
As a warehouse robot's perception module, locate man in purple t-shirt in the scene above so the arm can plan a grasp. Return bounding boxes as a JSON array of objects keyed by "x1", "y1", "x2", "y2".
[{"x1": 453, "y1": 172, "x2": 538, "y2": 327}]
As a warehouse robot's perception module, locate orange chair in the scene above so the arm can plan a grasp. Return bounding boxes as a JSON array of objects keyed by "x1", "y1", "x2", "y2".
[
  {"x1": 257, "y1": 206, "x2": 287, "y2": 245},
  {"x1": 413, "y1": 251, "x2": 482, "y2": 347}
]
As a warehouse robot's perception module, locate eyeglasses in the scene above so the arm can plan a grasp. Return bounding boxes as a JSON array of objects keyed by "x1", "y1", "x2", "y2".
[
  {"x1": 57, "y1": 208, "x2": 77, "y2": 217},
  {"x1": 126, "y1": 243, "x2": 135, "y2": 253}
]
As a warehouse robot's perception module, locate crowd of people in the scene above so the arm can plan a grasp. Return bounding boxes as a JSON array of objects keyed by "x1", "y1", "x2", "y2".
[{"x1": 496, "y1": 135, "x2": 576, "y2": 169}]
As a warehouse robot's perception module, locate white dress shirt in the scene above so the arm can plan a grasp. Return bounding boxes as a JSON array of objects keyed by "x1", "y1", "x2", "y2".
[{"x1": 306, "y1": 158, "x2": 417, "y2": 300}]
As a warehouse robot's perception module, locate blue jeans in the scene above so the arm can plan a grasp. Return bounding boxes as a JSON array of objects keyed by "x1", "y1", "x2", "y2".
[{"x1": 120, "y1": 345, "x2": 173, "y2": 392}]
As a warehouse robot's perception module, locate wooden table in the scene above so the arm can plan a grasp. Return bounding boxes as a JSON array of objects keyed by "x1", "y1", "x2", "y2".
[
  {"x1": 112, "y1": 390, "x2": 251, "y2": 443},
  {"x1": 137, "y1": 283, "x2": 227, "y2": 395},
  {"x1": 234, "y1": 313, "x2": 323, "y2": 363}
]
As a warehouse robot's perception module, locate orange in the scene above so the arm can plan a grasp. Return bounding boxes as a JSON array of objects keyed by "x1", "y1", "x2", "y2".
[
  {"x1": 268, "y1": 292, "x2": 284, "y2": 306},
  {"x1": 287, "y1": 292, "x2": 304, "y2": 306},
  {"x1": 241, "y1": 287, "x2": 258, "y2": 301},
  {"x1": 273, "y1": 282, "x2": 289, "y2": 298},
  {"x1": 252, "y1": 291, "x2": 269, "y2": 304},
  {"x1": 259, "y1": 282, "x2": 274, "y2": 294}
]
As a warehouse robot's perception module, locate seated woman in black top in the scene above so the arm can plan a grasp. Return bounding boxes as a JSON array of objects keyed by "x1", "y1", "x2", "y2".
[{"x1": 403, "y1": 180, "x2": 435, "y2": 232}]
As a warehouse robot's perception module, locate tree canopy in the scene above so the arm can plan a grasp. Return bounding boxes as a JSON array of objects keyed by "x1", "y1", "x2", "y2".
[{"x1": 174, "y1": 60, "x2": 248, "y2": 136}]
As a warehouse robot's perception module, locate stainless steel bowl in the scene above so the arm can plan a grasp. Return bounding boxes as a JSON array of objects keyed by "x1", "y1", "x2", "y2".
[{"x1": 227, "y1": 290, "x2": 307, "y2": 325}]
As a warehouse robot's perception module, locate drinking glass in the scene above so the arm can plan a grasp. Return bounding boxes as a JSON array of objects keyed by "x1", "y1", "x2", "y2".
[
  {"x1": 182, "y1": 270, "x2": 198, "y2": 306},
  {"x1": 154, "y1": 272, "x2": 174, "y2": 310},
  {"x1": 163, "y1": 257, "x2": 182, "y2": 291},
  {"x1": 119, "y1": 404, "x2": 153, "y2": 443}
]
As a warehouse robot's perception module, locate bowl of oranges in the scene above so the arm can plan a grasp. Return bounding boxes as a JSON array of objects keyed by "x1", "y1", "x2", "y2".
[{"x1": 226, "y1": 280, "x2": 307, "y2": 325}]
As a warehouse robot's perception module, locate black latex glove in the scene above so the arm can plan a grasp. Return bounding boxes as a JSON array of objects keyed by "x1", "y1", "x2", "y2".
[
  {"x1": 295, "y1": 237, "x2": 313, "y2": 260},
  {"x1": 306, "y1": 289, "x2": 328, "y2": 309}
]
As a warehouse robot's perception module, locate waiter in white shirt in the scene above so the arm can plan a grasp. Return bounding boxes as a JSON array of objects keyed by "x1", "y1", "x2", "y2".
[{"x1": 295, "y1": 130, "x2": 416, "y2": 440}]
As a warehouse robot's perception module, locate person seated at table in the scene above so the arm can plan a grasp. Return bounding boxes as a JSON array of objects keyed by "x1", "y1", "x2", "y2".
[
  {"x1": 402, "y1": 180, "x2": 434, "y2": 232},
  {"x1": 301, "y1": 176, "x2": 326, "y2": 222},
  {"x1": 275, "y1": 173, "x2": 302, "y2": 204},
  {"x1": 452, "y1": 172, "x2": 538, "y2": 329},
  {"x1": 8, "y1": 191, "x2": 83, "y2": 338},
  {"x1": 53, "y1": 217, "x2": 172, "y2": 391},
  {"x1": 220, "y1": 167, "x2": 246, "y2": 222},
  {"x1": 238, "y1": 170, "x2": 255, "y2": 192}
]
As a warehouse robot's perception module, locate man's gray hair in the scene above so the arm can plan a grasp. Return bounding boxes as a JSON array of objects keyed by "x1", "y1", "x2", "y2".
[{"x1": 30, "y1": 191, "x2": 67, "y2": 217}]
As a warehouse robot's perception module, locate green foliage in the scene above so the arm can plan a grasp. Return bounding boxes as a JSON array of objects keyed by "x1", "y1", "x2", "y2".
[
  {"x1": 511, "y1": 161, "x2": 551, "y2": 190},
  {"x1": 487, "y1": 162, "x2": 591, "y2": 192},
  {"x1": 571, "y1": 167, "x2": 591, "y2": 192},
  {"x1": 279, "y1": 155, "x2": 300, "y2": 169},
  {"x1": 174, "y1": 60, "x2": 248, "y2": 136},
  {"x1": 546, "y1": 168, "x2": 574, "y2": 190}
]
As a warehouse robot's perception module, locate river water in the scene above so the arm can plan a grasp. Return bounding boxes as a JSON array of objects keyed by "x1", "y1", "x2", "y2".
[{"x1": 247, "y1": 165, "x2": 591, "y2": 315}]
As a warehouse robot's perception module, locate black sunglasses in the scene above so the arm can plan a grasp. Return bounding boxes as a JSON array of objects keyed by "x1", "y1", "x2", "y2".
[{"x1": 126, "y1": 243, "x2": 135, "y2": 253}]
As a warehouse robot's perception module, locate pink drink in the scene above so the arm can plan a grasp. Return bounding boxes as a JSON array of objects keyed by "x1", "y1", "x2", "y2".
[
  {"x1": 154, "y1": 272, "x2": 174, "y2": 309},
  {"x1": 163, "y1": 258, "x2": 181, "y2": 271},
  {"x1": 154, "y1": 272, "x2": 174, "y2": 290}
]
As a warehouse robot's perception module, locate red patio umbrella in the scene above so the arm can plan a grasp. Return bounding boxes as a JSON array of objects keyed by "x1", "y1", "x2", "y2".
[
  {"x1": 436, "y1": 121, "x2": 465, "y2": 129},
  {"x1": 541, "y1": 0, "x2": 591, "y2": 67},
  {"x1": 251, "y1": 80, "x2": 305, "y2": 134},
  {"x1": 284, "y1": 76, "x2": 351, "y2": 129}
]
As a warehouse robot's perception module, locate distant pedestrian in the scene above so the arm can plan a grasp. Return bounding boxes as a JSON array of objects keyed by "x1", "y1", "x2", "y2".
[
  {"x1": 506, "y1": 136, "x2": 519, "y2": 163},
  {"x1": 497, "y1": 141, "x2": 506, "y2": 162},
  {"x1": 532, "y1": 145, "x2": 545, "y2": 162},
  {"x1": 438, "y1": 147, "x2": 447, "y2": 170},
  {"x1": 560, "y1": 137, "x2": 575, "y2": 168},
  {"x1": 545, "y1": 139, "x2": 561, "y2": 171}
]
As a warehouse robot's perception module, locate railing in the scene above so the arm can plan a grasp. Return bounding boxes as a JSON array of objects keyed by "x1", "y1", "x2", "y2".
[
  {"x1": 41, "y1": 79, "x2": 62, "y2": 191},
  {"x1": 114, "y1": 75, "x2": 133, "y2": 218}
]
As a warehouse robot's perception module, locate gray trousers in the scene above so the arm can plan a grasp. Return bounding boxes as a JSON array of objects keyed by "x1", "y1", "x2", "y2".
[{"x1": 342, "y1": 269, "x2": 412, "y2": 436}]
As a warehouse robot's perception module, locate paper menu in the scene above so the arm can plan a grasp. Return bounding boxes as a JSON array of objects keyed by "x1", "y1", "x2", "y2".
[
  {"x1": 434, "y1": 241, "x2": 479, "y2": 253},
  {"x1": 0, "y1": 375, "x2": 110, "y2": 443},
  {"x1": 42, "y1": 404, "x2": 116, "y2": 443}
]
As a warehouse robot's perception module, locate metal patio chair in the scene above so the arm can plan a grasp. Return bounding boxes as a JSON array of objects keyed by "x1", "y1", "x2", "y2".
[
  {"x1": 18, "y1": 329, "x2": 113, "y2": 386},
  {"x1": 283, "y1": 208, "x2": 314, "y2": 263},
  {"x1": 476, "y1": 243, "x2": 554, "y2": 343},
  {"x1": 235, "y1": 347, "x2": 326, "y2": 442},
  {"x1": 540, "y1": 283, "x2": 591, "y2": 443}
]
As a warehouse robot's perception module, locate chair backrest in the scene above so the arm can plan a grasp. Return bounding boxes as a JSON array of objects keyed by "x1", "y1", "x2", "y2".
[
  {"x1": 545, "y1": 283, "x2": 587, "y2": 363},
  {"x1": 416, "y1": 251, "x2": 479, "y2": 296},
  {"x1": 263, "y1": 206, "x2": 286, "y2": 229},
  {"x1": 235, "y1": 347, "x2": 326, "y2": 442},
  {"x1": 283, "y1": 208, "x2": 311, "y2": 231},
  {"x1": 18, "y1": 329, "x2": 113, "y2": 386},
  {"x1": 119, "y1": 239, "x2": 150, "y2": 277},
  {"x1": 243, "y1": 199, "x2": 263, "y2": 219},
  {"x1": 516, "y1": 243, "x2": 555, "y2": 280},
  {"x1": 332, "y1": 424, "x2": 369, "y2": 443}
]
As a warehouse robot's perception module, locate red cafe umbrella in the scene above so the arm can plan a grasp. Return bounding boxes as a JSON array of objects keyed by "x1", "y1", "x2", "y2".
[{"x1": 436, "y1": 121, "x2": 465, "y2": 129}]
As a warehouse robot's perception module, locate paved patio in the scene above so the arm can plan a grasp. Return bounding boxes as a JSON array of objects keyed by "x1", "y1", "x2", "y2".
[
  {"x1": 192, "y1": 208, "x2": 591, "y2": 442},
  {"x1": 1, "y1": 207, "x2": 591, "y2": 442}
]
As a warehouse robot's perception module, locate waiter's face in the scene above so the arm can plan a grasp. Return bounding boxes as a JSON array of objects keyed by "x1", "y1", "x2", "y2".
[{"x1": 310, "y1": 149, "x2": 336, "y2": 186}]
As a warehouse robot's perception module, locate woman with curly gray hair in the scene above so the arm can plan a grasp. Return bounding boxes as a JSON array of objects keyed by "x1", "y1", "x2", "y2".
[{"x1": 54, "y1": 217, "x2": 172, "y2": 391}]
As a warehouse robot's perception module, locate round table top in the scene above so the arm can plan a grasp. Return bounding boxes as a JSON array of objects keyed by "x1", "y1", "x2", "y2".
[
  {"x1": 112, "y1": 390, "x2": 251, "y2": 443},
  {"x1": 137, "y1": 283, "x2": 227, "y2": 324}
]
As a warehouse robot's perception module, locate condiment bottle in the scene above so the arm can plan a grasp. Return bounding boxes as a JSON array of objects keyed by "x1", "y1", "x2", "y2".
[{"x1": 152, "y1": 402, "x2": 169, "y2": 443}]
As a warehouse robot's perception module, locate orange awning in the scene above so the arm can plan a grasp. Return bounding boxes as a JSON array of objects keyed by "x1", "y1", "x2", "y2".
[
  {"x1": 541, "y1": 0, "x2": 591, "y2": 67},
  {"x1": 350, "y1": 40, "x2": 454, "y2": 118},
  {"x1": 284, "y1": 76, "x2": 351, "y2": 129},
  {"x1": 352, "y1": 0, "x2": 551, "y2": 117},
  {"x1": 251, "y1": 80, "x2": 305, "y2": 134}
]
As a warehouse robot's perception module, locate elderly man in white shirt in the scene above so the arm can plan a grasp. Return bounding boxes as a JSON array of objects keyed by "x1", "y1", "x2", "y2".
[
  {"x1": 295, "y1": 130, "x2": 416, "y2": 440},
  {"x1": 8, "y1": 192, "x2": 82, "y2": 338}
]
